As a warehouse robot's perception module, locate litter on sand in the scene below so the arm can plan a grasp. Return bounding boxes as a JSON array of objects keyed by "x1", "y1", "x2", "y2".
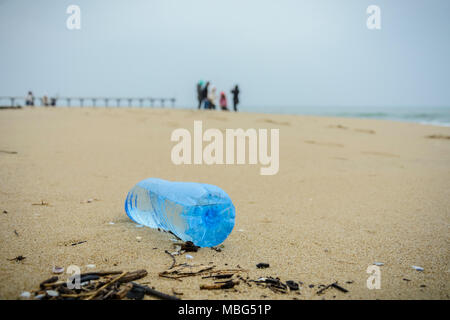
[{"x1": 23, "y1": 269, "x2": 179, "y2": 300}]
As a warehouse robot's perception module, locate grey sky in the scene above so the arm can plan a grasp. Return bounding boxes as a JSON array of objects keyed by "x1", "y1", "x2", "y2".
[{"x1": 0, "y1": 0, "x2": 449, "y2": 110}]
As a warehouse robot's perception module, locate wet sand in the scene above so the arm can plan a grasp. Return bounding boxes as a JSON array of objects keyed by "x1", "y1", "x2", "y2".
[{"x1": 0, "y1": 107, "x2": 449, "y2": 299}]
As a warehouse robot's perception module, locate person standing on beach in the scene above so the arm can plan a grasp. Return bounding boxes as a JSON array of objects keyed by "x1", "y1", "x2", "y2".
[
  {"x1": 208, "y1": 85, "x2": 217, "y2": 110},
  {"x1": 231, "y1": 85, "x2": 240, "y2": 112},
  {"x1": 196, "y1": 80, "x2": 204, "y2": 109},
  {"x1": 25, "y1": 91, "x2": 34, "y2": 106},
  {"x1": 42, "y1": 95, "x2": 49, "y2": 106},
  {"x1": 201, "y1": 81, "x2": 210, "y2": 109},
  {"x1": 220, "y1": 91, "x2": 228, "y2": 111}
]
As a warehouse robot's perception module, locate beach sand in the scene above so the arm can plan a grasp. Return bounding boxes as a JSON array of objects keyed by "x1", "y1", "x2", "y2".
[{"x1": 0, "y1": 107, "x2": 449, "y2": 300}]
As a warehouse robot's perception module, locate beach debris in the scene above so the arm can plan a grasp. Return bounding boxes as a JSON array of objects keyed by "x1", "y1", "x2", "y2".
[
  {"x1": 70, "y1": 240, "x2": 87, "y2": 246},
  {"x1": 211, "y1": 244, "x2": 224, "y2": 252},
  {"x1": 86, "y1": 264, "x2": 96, "y2": 269},
  {"x1": 129, "y1": 282, "x2": 180, "y2": 300},
  {"x1": 52, "y1": 266, "x2": 64, "y2": 274},
  {"x1": 316, "y1": 282, "x2": 349, "y2": 295},
  {"x1": 20, "y1": 291, "x2": 31, "y2": 299},
  {"x1": 185, "y1": 254, "x2": 193, "y2": 260},
  {"x1": 32, "y1": 200, "x2": 50, "y2": 206},
  {"x1": 412, "y1": 266, "x2": 424, "y2": 272},
  {"x1": 46, "y1": 290, "x2": 59, "y2": 297},
  {"x1": 8, "y1": 255, "x2": 26, "y2": 262},
  {"x1": 164, "y1": 250, "x2": 178, "y2": 269},
  {"x1": 200, "y1": 280, "x2": 240, "y2": 290},
  {"x1": 14, "y1": 230, "x2": 19, "y2": 237},
  {"x1": 3, "y1": 210, "x2": 7, "y2": 214},
  {"x1": 373, "y1": 262, "x2": 384, "y2": 266},
  {"x1": 250, "y1": 277, "x2": 287, "y2": 294},
  {"x1": 136, "y1": 236, "x2": 142, "y2": 242},
  {"x1": 256, "y1": 263, "x2": 270, "y2": 269},
  {"x1": 172, "y1": 288, "x2": 184, "y2": 296},
  {"x1": 26, "y1": 269, "x2": 177, "y2": 300},
  {"x1": 159, "y1": 264, "x2": 215, "y2": 280},
  {"x1": 403, "y1": 278, "x2": 411, "y2": 282},
  {"x1": 108, "y1": 222, "x2": 115, "y2": 225},
  {"x1": 180, "y1": 241, "x2": 200, "y2": 252},
  {"x1": 40, "y1": 276, "x2": 59, "y2": 288},
  {"x1": 80, "y1": 198, "x2": 100, "y2": 204},
  {"x1": 286, "y1": 280, "x2": 299, "y2": 291}
]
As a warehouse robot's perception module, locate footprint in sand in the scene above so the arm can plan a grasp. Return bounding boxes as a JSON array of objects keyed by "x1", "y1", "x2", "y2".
[
  {"x1": 354, "y1": 128, "x2": 376, "y2": 134},
  {"x1": 305, "y1": 140, "x2": 344, "y2": 147},
  {"x1": 328, "y1": 124, "x2": 348, "y2": 130},
  {"x1": 426, "y1": 134, "x2": 450, "y2": 140},
  {"x1": 206, "y1": 116, "x2": 229, "y2": 122},
  {"x1": 259, "y1": 119, "x2": 291, "y2": 126},
  {"x1": 166, "y1": 121, "x2": 181, "y2": 128},
  {"x1": 362, "y1": 151, "x2": 399, "y2": 158},
  {"x1": 0, "y1": 150, "x2": 18, "y2": 154}
]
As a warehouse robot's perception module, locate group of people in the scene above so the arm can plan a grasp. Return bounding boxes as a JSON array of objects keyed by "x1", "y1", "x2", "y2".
[
  {"x1": 25, "y1": 91, "x2": 56, "y2": 106},
  {"x1": 196, "y1": 81, "x2": 240, "y2": 112}
]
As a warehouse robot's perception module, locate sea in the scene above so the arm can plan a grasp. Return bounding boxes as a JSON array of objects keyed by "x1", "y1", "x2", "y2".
[{"x1": 243, "y1": 105, "x2": 450, "y2": 127}]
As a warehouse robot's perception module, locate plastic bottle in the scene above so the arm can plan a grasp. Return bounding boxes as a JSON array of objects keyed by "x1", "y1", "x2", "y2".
[{"x1": 124, "y1": 178, "x2": 235, "y2": 247}]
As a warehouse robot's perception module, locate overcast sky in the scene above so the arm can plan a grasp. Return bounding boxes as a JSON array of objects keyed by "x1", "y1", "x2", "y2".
[{"x1": 0, "y1": 0, "x2": 449, "y2": 110}]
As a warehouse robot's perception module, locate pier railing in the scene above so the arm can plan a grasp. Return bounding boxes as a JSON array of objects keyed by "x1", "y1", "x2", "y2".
[{"x1": 0, "y1": 96, "x2": 176, "y2": 108}]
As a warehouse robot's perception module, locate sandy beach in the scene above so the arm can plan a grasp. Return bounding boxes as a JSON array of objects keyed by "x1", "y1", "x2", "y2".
[{"x1": 0, "y1": 107, "x2": 449, "y2": 300}]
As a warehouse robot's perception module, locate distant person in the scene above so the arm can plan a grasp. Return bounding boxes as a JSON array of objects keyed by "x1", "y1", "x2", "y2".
[
  {"x1": 208, "y1": 85, "x2": 217, "y2": 110},
  {"x1": 50, "y1": 97, "x2": 57, "y2": 107},
  {"x1": 25, "y1": 91, "x2": 34, "y2": 106},
  {"x1": 42, "y1": 95, "x2": 49, "y2": 106},
  {"x1": 219, "y1": 91, "x2": 228, "y2": 111},
  {"x1": 201, "y1": 81, "x2": 210, "y2": 109},
  {"x1": 231, "y1": 85, "x2": 240, "y2": 112},
  {"x1": 196, "y1": 80, "x2": 204, "y2": 109}
]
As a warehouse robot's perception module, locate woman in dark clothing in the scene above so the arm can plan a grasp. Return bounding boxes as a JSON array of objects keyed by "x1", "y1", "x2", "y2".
[
  {"x1": 196, "y1": 81, "x2": 204, "y2": 109},
  {"x1": 202, "y1": 82, "x2": 210, "y2": 109},
  {"x1": 231, "y1": 85, "x2": 240, "y2": 112}
]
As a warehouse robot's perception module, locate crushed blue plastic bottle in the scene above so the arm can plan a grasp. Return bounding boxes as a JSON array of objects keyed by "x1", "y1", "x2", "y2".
[{"x1": 124, "y1": 178, "x2": 235, "y2": 247}]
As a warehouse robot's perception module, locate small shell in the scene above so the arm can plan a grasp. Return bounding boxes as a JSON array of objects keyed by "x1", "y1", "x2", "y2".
[
  {"x1": 186, "y1": 254, "x2": 193, "y2": 259},
  {"x1": 46, "y1": 290, "x2": 59, "y2": 297},
  {"x1": 412, "y1": 265, "x2": 424, "y2": 271},
  {"x1": 86, "y1": 264, "x2": 96, "y2": 269},
  {"x1": 52, "y1": 266, "x2": 64, "y2": 274}
]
